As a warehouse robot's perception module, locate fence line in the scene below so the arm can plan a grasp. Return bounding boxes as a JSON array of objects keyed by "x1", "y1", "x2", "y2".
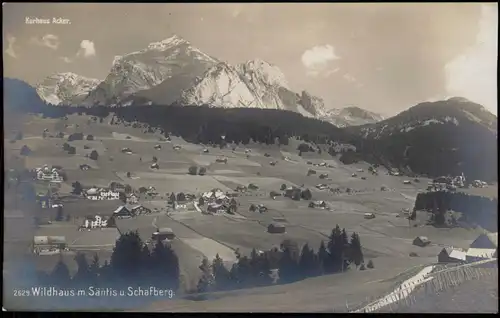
[{"x1": 347, "y1": 258, "x2": 497, "y2": 313}]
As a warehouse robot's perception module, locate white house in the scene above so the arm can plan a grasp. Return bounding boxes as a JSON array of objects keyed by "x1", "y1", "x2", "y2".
[
  {"x1": 100, "y1": 189, "x2": 120, "y2": 200},
  {"x1": 466, "y1": 248, "x2": 497, "y2": 262},
  {"x1": 83, "y1": 215, "x2": 108, "y2": 229},
  {"x1": 127, "y1": 193, "x2": 139, "y2": 204},
  {"x1": 36, "y1": 166, "x2": 63, "y2": 182},
  {"x1": 85, "y1": 188, "x2": 120, "y2": 200}
]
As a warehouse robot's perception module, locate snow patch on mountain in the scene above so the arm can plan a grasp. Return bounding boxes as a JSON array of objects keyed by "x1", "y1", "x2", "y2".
[
  {"x1": 317, "y1": 106, "x2": 384, "y2": 127},
  {"x1": 180, "y1": 59, "x2": 296, "y2": 110},
  {"x1": 36, "y1": 72, "x2": 101, "y2": 106},
  {"x1": 179, "y1": 62, "x2": 261, "y2": 108}
]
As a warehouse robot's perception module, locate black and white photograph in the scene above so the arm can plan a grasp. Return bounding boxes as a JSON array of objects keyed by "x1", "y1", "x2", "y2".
[{"x1": 3, "y1": 2, "x2": 498, "y2": 313}]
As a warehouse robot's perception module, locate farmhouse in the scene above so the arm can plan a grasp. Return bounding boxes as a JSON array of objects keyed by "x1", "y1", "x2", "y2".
[
  {"x1": 207, "y1": 202, "x2": 227, "y2": 214},
  {"x1": 130, "y1": 204, "x2": 152, "y2": 215},
  {"x1": 33, "y1": 236, "x2": 67, "y2": 254},
  {"x1": 438, "y1": 247, "x2": 466, "y2": 263},
  {"x1": 202, "y1": 188, "x2": 227, "y2": 200},
  {"x1": 316, "y1": 184, "x2": 328, "y2": 190},
  {"x1": 470, "y1": 233, "x2": 498, "y2": 249},
  {"x1": 113, "y1": 205, "x2": 133, "y2": 218},
  {"x1": 121, "y1": 148, "x2": 133, "y2": 154},
  {"x1": 413, "y1": 236, "x2": 431, "y2": 247},
  {"x1": 309, "y1": 201, "x2": 327, "y2": 209},
  {"x1": 466, "y1": 248, "x2": 497, "y2": 262},
  {"x1": 85, "y1": 188, "x2": 120, "y2": 200},
  {"x1": 152, "y1": 228, "x2": 175, "y2": 241},
  {"x1": 82, "y1": 215, "x2": 108, "y2": 229},
  {"x1": 285, "y1": 187, "x2": 301, "y2": 199},
  {"x1": 126, "y1": 193, "x2": 139, "y2": 204},
  {"x1": 80, "y1": 164, "x2": 92, "y2": 171},
  {"x1": 35, "y1": 166, "x2": 63, "y2": 182},
  {"x1": 364, "y1": 213, "x2": 376, "y2": 219},
  {"x1": 235, "y1": 185, "x2": 247, "y2": 192},
  {"x1": 268, "y1": 223, "x2": 286, "y2": 234}
]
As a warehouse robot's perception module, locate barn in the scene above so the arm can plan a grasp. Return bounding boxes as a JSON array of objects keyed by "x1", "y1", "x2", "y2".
[
  {"x1": 268, "y1": 223, "x2": 286, "y2": 234},
  {"x1": 413, "y1": 236, "x2": 431, "y2": 247},
  {"x1": 113, "y1": 205, "x2": 133, "y2": 218},
  {"x1": 438, "y1": 247, "x2": 466, "y2": 263},
  {"x1": 152, "y1": 228, "x2": 175, "y2": 241},
  {"x1": 470, "y1": 233, "x2": 498, "y2": 249}
]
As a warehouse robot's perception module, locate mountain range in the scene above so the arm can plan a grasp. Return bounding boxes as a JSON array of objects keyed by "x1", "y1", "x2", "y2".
[
  {"x1": 4, "y1": 35, "x2": 497, "y2": 181},
  {"x1": 33, "y1": 35, "x2": 383, "y2": 127}
]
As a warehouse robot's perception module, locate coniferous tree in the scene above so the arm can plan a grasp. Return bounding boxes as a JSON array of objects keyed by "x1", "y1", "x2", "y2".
[
  {"x1": 110, "y1": 231, "x2": 146, "y2": 285},
  {"x1": 317, "y1": 241, "x2": 328, "y2": 275},
  {"x1": 55, "y1": 206, "x2": 64, "y2": 221},
  {"x1": 73, "y1": 252, "x2": 91, "y2": 287},
  {"x1": 326, "y1": 225, "x2": 343, "y2": 273},
  {"x1": 349, "y1": 232, "x2": 364, "y2": 266},
  {"x1": 169, "y1": 192, "x2": 176, "y2": 204},
  {"x1": 298, "y1": 243, "x2": 317, "y2": 278},
  {"x1": 51, "y1": 257, "x2": 71, "y2": 287},
  {"x1": 197, "y1": 257, "x2": 213, "y2": 293},
  {"x1": 278, "y1": 240, "x2": 300, "y2": 284},
  {"x1": 89, "y1": 253, "x2": 100, "y2": 285},
  {"x1": 212, "y1": 254, "x2": 233, "y2": 291},
  {"x1": 341, "y1": 228, "x2": 351, "y2": 269}
]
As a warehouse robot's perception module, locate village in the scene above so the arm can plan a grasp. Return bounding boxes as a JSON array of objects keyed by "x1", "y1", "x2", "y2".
[{"x1": 3, "y1": 112, "x2": 497, "y2": 307}]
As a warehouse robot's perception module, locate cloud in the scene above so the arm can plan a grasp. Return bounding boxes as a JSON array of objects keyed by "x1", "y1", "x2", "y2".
[
  {"x1": 60, "y1": 56, "x2": 74, "y2": 63},
  {"x1": 60, "y1": 39, "x2": 96, "y2": 64},
  {"x1": 445, "y1": 4, "x2": 498, "y2": 114},
  {"x1": 301, "y1": 44, "x2": 340, "y2": 77},
  {"x1": 324, "y1": 67, "x2": 340, "y2": 78},
  {"x1": 76, "y1": 40, "x2": 96, "y2": 58},
  {"x1": 5, "y1": 34, "x2": 18, "y2": 58},
  {"x1": 30, "y1": 34, "x2": 60, "y2": 50},
  {"x1": 343, "y1": 73, "x2": 357, "y2": 83}
]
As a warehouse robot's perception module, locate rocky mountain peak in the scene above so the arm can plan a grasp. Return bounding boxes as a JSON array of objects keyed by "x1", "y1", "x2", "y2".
[{"x1": 35, "y1": 73, "x2": 101, "y2": 106}]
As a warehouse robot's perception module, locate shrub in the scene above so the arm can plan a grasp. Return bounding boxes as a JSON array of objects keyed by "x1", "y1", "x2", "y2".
[
  {"x1": 198, "y1": 167, "x2": 207, "y2": 176},
  {"x1": 177, "y1": 192, "x2": 186, "y2": 202},
  {"x1": 68, "y1": 146, "x2": 76, "y2": 155},
  {"x1": 20, "y1": 145, "x2": 32, "y2": 156},
  {"x1": 367, "y1": 260, "x2": 374, "y2": 269},
  {"x1": 89, "y1": 150, "x2": 99, "y2": 160},
  {"x1": 68, "y1": 132, "x2": 84, "y2": 142},
  {"x1": 280, "y1": 184, "x2": 287, "y2": 191},
  {"x1": 301, "y1": 188, "x2": 312, "y2": 200},
  {"x1": 359, "y1": 263, "x2": 366, "y2": 270},
  {"x1": 188, "y1": 166, "x2": 198, "y2": 175}
]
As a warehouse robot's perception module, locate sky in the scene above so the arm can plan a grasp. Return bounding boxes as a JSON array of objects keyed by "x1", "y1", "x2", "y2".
[{"x1": 3, "y1": 3, "x2": 498, "y2": 115}]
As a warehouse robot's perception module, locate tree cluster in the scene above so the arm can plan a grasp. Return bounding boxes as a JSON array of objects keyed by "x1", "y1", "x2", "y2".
[
  {"x1": 39, "y1": 231, "x2": 180, "y2": 293},
  {"x1": 414, "y1": 191, "x2": 497, "y2": 231},
  {"x1": 25, "y1": 101, "x2": 498, "y2": 182},
  {"x1": 195, "y1": 224, "x2": 367, "y2": 294}
]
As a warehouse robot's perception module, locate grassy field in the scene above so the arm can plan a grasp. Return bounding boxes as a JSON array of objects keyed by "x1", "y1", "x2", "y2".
[{"x1": 4, "y1": 113, "x2": 495, "y2": 311}]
